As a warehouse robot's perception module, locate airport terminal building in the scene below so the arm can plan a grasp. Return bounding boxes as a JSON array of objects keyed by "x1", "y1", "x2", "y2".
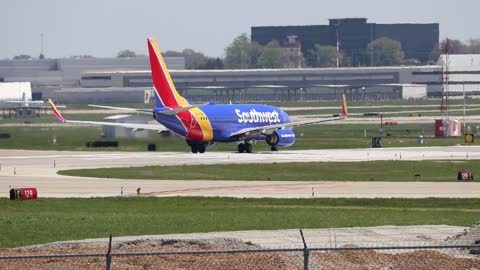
[
  {"x1": 0, "y1": 57, "x2": 185, "y2": 86},
  {"x1": 73, "y1": 55, "x2": 480, "y2": 103},
  {"x1": 77, "y1": 67, "x2": 434, "y2": 102},
  {"x1": 0, "y1": 57, "x2": 184, "y2": 103}
]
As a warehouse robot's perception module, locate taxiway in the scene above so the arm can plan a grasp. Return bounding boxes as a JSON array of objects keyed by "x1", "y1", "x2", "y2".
[{"x1": 0, "y1": 146, "x2": 479, "y2": 198}]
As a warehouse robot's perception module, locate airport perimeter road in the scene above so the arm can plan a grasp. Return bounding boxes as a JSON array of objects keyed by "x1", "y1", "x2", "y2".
[{"x1": 0, "y1": 146, "x2": 480, "y2": 198}]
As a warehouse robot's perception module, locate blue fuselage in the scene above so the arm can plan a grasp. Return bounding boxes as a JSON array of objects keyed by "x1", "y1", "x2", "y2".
[{"x1": 154, "y1": 104, "x2": 292, "y2": 143}]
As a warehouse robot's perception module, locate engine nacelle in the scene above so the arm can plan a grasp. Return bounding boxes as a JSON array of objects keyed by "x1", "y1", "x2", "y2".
[{"x1": 266, "y1": 130, "x2": 296, "y2": 148}]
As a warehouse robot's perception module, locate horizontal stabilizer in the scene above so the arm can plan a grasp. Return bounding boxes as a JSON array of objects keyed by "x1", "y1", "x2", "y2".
[{"x1": 157, "y1": 103, "x2": 209, "y2": 115}]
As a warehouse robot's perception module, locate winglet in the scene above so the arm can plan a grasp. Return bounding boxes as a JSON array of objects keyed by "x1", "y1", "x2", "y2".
[
  {"x1": 341, "y1": 94, "x2": 348, "y2": 119},
  {"x1": 48, "y1": 99, "x2": 65, "y2": 122}
]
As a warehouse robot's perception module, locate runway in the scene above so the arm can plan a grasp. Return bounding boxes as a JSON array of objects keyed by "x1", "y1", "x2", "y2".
[{"x1": 0, "y1": 146, "x2": 479, "y2": 199}]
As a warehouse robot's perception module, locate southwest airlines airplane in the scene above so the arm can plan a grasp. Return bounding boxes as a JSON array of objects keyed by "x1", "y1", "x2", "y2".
[{"x1": 49, "y1": 38, "x2": 348, "y2": 153}]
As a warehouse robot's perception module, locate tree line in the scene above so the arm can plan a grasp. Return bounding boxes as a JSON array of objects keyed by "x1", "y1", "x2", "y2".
[{"x1": 11, "y1": 36, "x2": 480, "y2": 69}]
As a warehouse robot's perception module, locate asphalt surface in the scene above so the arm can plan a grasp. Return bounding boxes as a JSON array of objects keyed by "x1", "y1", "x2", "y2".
[{"x1": 0, "y1": 146, "x2": 480, "y2": 198}]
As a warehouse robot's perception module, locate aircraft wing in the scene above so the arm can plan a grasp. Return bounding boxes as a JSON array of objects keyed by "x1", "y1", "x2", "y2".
[
  {"x1": 157, "y1": 103, "x2": 209, "y2": 115},
  {"x1": 87, "y1": 104, "x2": 153, "y2": 114},
  {"x1": 61, "y1": 120, "x2": 168, "y2": 131},
  {"x1": 88, "y1": 103, "x2": 208, "y2": 115},
  {"x1": 229, "y1": 94, "x2": 348, "y2": 138},
  {"x1": 285, "y1": 115, "x2": 346, "y2": 127},
  {"x1": 5, "y1": 100, "x2": 44, "y2": 104},
  {"x1": 49, "y1": 99, "x2": 168, "y2": 132},
  {"x1": 229, "y1": 115, "x2": 345, "y2": 138}
]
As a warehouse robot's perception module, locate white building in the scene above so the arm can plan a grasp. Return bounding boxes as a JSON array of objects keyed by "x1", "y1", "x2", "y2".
[
  {"x1": 413, "y1": 54, "x2": 480, "y2": 95},
  {"x1": 51, "y1": 87, "x2": 153, "y2": 104},
  {"x1": 0, "y1": 82, "x2": 31, "y2": 101}
]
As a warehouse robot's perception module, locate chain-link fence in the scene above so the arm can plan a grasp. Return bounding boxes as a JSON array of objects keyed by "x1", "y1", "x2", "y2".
[
  {"x1": 1, "y1": 244, "x2": 479, "y2": 270},
  {"x1": 1, "y1": 232, "x2": 479, "y2": 270}
]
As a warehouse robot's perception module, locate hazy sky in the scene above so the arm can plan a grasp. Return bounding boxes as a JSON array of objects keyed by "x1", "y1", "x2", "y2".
[{"x1": 2, "y1": 0, "x2": 479, "y2": 59}]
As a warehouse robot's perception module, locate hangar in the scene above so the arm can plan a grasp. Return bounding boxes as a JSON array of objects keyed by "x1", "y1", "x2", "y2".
[
  {"x1": 0, "y1": 57, "x2": 185, "y2": 87},
  {"x1": 75, "y1": 58, "x2": 479, "y2": 102},
  {"x1": 78, "y1": 67, "x2": 434, "y2": 102}
]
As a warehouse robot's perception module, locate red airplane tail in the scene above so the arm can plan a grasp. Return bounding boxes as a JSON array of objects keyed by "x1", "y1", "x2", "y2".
[{"x1": 147, "y1": 38, "x2": 189, "y2": 109}]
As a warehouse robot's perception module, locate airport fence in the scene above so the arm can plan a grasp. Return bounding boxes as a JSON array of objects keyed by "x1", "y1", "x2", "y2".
[{"x1": 1, "y1": 234, "x2": 479, "y2": 270}]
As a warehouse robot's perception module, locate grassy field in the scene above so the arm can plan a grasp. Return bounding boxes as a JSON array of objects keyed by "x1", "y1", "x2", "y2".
[
  {"x1": 0, "y1": 122, "x2": 475, "y2": 152},
  {"x1": 1, "y1": 100, "x2": 478, "y2": 249},
  {"x1": 0, "y1": 97, "x2": 478, "y2": 152},
  {"x1": 58, "y1": 160, "x2": 479, "y2": 181},
  {"x1": 1, "y1": 197, "x2": 479, "y2": 248}
]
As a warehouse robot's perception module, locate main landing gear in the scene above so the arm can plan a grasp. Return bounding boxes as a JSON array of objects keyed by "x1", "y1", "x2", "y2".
[
  {"x1": 237, "y1": 141, "x2": 253, "y2": 153},
  {"x1": 191, "y1": 144, "x2": 206, "y2": 154},
  {"x1": 187, "y1": 139, "x2": 206, "y2": 154},
  {"x1": 237, "y1": 141, "x2": 278, "y2": 153}
]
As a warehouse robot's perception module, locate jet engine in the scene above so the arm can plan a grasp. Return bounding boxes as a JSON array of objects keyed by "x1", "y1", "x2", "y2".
[{"x1": 266, "y1": 129, "x2": 296, "y2": 148}]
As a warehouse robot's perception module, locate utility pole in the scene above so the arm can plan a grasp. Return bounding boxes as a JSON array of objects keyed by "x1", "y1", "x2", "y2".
[
  {"x1": 463, "y1": 82, "x2": 466, "y2": 133},
  {"x1": 336, "y1": 28, "x2": 340, "y2": 68},
  {"x1": 441, "y1": 39, "x2": 452, "y2": 137},
  {"x1": 370, "y1": 24, "x2": 373, "y2": 66},
  {"x1": 40, "y1": 33, "x2": 45, "y2": 59}
]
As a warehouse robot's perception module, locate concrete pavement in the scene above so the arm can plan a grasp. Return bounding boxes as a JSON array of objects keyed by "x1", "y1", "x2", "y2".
[{"x1": 0, "y1": 146, "x2": 479, "y2": 198}]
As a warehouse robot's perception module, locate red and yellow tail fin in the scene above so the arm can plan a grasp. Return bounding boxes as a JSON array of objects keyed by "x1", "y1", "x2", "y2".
[
  {"x1": 147, "y1": 38, "x2": 189, "y2": 109},
  {"x1": 341, "y1": 94, "x2": 348, "y2": 119},
  {"x1": 48, "y1": 99, "x2": 65, "y2": 122}
]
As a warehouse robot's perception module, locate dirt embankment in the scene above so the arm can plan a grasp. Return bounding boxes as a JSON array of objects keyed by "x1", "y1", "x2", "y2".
[{"x1": 1, "y1": 226, "x2": 480, "y2": 270}]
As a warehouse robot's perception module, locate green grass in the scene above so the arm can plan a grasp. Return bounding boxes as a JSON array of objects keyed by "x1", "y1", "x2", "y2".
[
  {"x1": 0, "y1": 125, "x2": 192, "y2": 152},
  {"x1": 1, "y1": 98, "x2": 477, "y2": 153},
  {"x1": 0, "y1": 122, "x2": 475, "y2": 152},
  {"x1": 58, "y1": 160, "x2": 479, "y2": 181},
  {"x1": 1, "y1": 197, "x2": 479, "y2": 248}
]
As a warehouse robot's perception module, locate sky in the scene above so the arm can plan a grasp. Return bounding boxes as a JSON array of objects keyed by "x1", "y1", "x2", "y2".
[{"x1": 2, "y1": 0, "x2": 480, "y2": 59}]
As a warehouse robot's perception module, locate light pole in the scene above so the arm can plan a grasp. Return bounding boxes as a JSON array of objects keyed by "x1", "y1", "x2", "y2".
[
  {"x1": 463, "y1": 82, "x2": 466, "y2": 133},
  {"x1": 370, "y1": 24, "x2": 373, "y2": 66},
  {"x1": 364, "y1": 112, "x2": 383, "y2": 136},
  {"x1": 336, "y1": 28, "x2": 339, "y2": 68}
]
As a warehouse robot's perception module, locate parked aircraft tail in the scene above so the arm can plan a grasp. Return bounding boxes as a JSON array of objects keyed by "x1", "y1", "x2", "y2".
[
  {"x1": 341, "y1": 94, "x2": 348, "y2": 119},
  {"x1": 48, "y1": 99, "x2": 65, "y2": 122}
]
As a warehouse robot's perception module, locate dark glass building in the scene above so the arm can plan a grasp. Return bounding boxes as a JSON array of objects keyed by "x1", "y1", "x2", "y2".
[{"x1": 251, "y1": 18, "x2": 439, "y2": 65}]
